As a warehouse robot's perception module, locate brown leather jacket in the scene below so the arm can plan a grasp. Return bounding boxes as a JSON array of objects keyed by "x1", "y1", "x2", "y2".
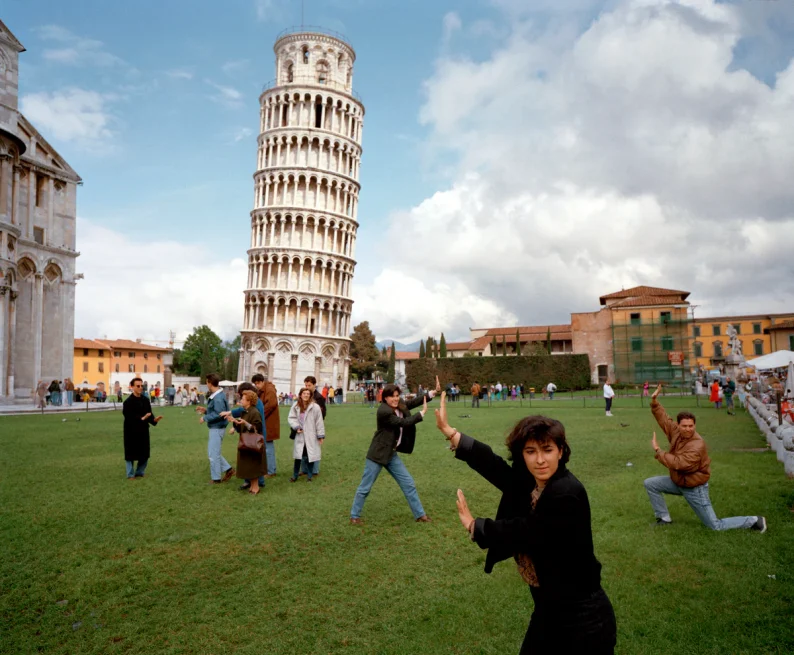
[
  {"x1": 257, "y1": 381, "x2": 280, "y2": 441},
  {"x1": 651, "y1": 399, "x2": 710, "y2": 487},
  {"x1": 471, "y1": 383, "x2": 481, "y2": 397}
]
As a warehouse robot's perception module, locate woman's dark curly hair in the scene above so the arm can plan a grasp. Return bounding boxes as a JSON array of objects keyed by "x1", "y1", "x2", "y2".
[{"x1": 505, "y1": 415, "x2": 571, "y2": 464}]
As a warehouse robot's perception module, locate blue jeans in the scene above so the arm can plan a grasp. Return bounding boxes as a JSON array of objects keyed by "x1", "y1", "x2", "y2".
[
  {"x1": 300, "y1": 458, "x2": 320, "y2": 475},
  {"x1": 126, "y1": 459, "x2": 148, "y2": 478},
  {"x1": 51, "y1": 392, "x2": 61, "y2": 406},
  {"x1": 350, "y1": 453, "x2": 426, "y2": 520},
  {"x1": 643, "y1": 476, "x2": 757, "y2": 530},
  {"x1": 66, "y1": 390, "x2": 73, "y2": 405},
  {"x1": 207, "y1": 427, "x2": 232, "y2": 481},
  {"x1": 265, "y1": 440, "x2": 276, "y2": 475}
]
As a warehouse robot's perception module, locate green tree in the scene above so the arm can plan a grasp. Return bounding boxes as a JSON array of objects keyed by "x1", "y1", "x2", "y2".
[
  {"x1": 546, "y1": 327, "x2": 552, "y2": 354},
  {"x1": 381, "y1": 345, "x2": 387, "y2": 356},
  {"x1": 350, "y1": 321, "x2": 380, "y2": 379},
  {"x1": 386, "y1": 342, "x2": 396, "y2": 383},
  {"x1": 439, "y1": 333, "x2": 447, "y2": 358},
  {"x1": 516, "y1": 329, "x2": 522, "y2": 356},
  {"x1": 502, "y1": 334, "x2": 508, "y2": 356},
  {"x1": 419, "y1": 340, "x2": 426, "y2": 358},
  {"x1": 221, "y1": 335, "x2": 241, "y2": 382},
  {"x1": 176, "y1": 325, "x2": 224, "y2": 378},
  {"x1": 491, "y1": 335, "x2": 499, "y2": 356},
  {"x1": 426, "y1": 337, "x2": 434, "y2": 359}
]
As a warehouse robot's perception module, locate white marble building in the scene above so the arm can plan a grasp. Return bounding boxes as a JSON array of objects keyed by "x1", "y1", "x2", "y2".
[
  {"x1": 0, "y1": 21, "x2": 80, "y2": 403},
  {"x1": 237, "y1": 29, "x2": 362, "y2": 394}
]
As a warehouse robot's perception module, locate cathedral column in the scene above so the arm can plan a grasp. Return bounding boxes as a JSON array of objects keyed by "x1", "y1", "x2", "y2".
[
  {"x1": 33, "y1": 273, "x2": 43, "y2": 383},
  {"x1": 267, "y1": 351, "x2": 275, "y2": 381},
  {"x1": 12, "y1": 166, "x2": 20, "y2": 226},
  {"x1": 319, "y1": 266, "x2": 326, "y2": 294},
  {"x1": 314, "y1": 355, "x2": 322, "y2": 381},
  {"x1": 7, "y1": 291, "x2": 16, "y2": 395},
  {"x1": 0, "y1": 289, "x2": 7, "y2": 396},
  {"x1": 27, "y1": 170, "x2": 35, "y2": 239},
  {"x1": 290, "y1": 353, "x2": 299, "y2": 394},
  {"x1": 332, "y1": 357, "x2": 339, "y2": 387}
]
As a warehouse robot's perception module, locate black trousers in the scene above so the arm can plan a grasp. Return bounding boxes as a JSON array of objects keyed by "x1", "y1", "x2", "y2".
[
  {"x1": 520, "y1": 587, "x2": 616, "y2": 654},
  {"x1": 605, "y1": 397, "x2": 613, "y2": 412}
]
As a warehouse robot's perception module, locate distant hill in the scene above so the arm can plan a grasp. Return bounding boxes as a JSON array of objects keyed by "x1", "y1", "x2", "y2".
[{"x1": 375, "y1": 340, "x2": 423, "y2": 352}]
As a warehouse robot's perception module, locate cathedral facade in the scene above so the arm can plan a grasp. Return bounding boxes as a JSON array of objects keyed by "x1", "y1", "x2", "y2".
[
  {"x1": 237, "y1": 29, "x2": 362, "y2": 393},
  {"x1": 0, "y1": 21, "x2": 81, "y2": 402}
]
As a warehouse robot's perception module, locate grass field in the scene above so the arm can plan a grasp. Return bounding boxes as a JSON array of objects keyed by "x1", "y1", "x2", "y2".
[{"x1": 1, "y1": 398, "x2": 792, "y2": 654}]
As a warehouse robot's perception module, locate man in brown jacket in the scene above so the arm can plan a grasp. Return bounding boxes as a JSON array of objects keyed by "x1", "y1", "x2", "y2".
[
  {"x1": 470, "y1": 381, "x2": 481, "y2": 408},
  {"x1": 644, "y1": 383, "x2": 766, "y2": 531},
  {"x1": 252, "y1": 374, "x2": 280, "y2": 477}
]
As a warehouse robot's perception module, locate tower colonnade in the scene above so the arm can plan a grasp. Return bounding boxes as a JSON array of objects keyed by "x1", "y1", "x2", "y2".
[{"x1": 238, "y1": 29, "x2": 363, "y2": 393}]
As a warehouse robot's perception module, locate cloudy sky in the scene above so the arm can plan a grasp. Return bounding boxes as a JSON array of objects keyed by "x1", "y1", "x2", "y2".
[{"x1": 5, "y1": 0, "x2": 794, "y2": 345}]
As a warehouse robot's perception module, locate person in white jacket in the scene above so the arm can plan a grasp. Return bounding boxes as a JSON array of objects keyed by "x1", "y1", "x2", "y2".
[
  {"x1": 603, "y1": 381, "x2": 615, "y2": 416},
  {"x1": 288, "y1": 388, "x2": 325, "y2": 482},
  {"x1": 546, "y1": 382, "x2": 557, "y2": 400}
]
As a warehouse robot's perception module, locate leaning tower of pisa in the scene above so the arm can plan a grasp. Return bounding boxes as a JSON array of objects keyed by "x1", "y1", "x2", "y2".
[{"x1": 238, "y1": 28, "x2": 363, "y2": 394}]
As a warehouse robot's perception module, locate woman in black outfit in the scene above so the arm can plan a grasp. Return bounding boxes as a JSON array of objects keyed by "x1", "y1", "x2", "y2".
[{"x1": 434, "y1": 393, "x2": 616, "y2": 654}]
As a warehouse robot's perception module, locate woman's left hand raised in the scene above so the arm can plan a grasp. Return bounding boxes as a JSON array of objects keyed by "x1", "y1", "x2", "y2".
[{"x1": 456, "y1": 489, "x2": 474, "y2": 534}]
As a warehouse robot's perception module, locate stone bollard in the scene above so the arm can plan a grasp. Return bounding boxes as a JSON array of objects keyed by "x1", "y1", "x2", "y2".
[{"x1": 779, "y1": 424, "x2": 794, "y2": 478}]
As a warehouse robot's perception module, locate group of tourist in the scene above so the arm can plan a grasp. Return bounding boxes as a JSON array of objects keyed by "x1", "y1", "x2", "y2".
[{"x1": 119, "y1": 371, "x2": 769, "y2": 655}]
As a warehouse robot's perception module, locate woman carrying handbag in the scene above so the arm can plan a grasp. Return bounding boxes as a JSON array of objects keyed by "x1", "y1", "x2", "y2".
[{"x1": 231, "y1": 390, "x2": 265, "y2": 495}]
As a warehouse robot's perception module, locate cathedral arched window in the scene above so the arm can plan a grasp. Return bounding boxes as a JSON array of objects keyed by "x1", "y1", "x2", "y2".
[{"x1": 316, "y1": 60, "x2": 329, "y2": 85}]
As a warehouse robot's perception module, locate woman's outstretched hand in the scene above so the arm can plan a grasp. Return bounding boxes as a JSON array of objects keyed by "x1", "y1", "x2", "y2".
[
  {"x1": 420, "y1": 395, "x2": 428, "y2": 417},
  {"x1": 457, "y1": 489, "x2": 474, "y2": 535},
  {"x1": 434, "y1": 392, "x2": 460, "y2": 447}
]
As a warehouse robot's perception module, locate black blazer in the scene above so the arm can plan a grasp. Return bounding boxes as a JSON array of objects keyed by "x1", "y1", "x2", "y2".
[
  {"x1": 455, "y1": 434, "x2": 602, "y2": 603},
  {"x1": 365, "y1": 393, "x2": 430, "y2": 465}
]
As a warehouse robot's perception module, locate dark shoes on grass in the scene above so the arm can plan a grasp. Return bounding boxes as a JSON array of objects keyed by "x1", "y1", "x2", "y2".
[{"x1": 751, "y1": 516, "x2": 767, "y2": 533}]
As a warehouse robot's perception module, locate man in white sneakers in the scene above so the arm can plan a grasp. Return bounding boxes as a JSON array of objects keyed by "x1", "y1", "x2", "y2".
[{"x1": 603, "y1": 380, "x2": 615, "y2": 416}]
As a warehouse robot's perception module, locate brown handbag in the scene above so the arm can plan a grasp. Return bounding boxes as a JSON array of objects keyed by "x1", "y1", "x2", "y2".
[{"x1": 238, "y1": 430, "x2": 264, "y2": 453}]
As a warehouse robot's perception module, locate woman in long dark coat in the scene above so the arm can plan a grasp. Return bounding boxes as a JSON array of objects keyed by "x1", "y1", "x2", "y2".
[
  {"x1": 232, "y1": 390, "x2": 265, "y2": 495},
  {"x1": 122, "y1": 377, "x2": 162, "y2": 479},
  {"x1": 434, "y1": 393, "x2": 616, "y2": 654}
]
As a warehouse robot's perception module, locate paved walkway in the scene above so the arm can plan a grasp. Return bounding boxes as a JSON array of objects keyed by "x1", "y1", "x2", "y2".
[{"x1": 0, "y1": 402, "x2": 120, "y2": 416}]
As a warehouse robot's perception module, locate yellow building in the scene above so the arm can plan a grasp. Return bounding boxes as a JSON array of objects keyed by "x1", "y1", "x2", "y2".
[
  {"x1": 73, "y1": 339, "x2": 112, "y2": 388},
  {"x1": 691, "y1": 313, "x2": 794, "y2": 369}
]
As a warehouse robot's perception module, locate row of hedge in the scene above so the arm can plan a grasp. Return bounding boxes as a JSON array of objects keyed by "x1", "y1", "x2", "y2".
[{"x1": 405, "y1": 355, "x2": 592, "y2": 392}]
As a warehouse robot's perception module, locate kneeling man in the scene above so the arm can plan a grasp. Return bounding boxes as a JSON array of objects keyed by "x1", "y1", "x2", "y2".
[{"x1": 644, "y1": 383, "x2": 766, "y2": 532}]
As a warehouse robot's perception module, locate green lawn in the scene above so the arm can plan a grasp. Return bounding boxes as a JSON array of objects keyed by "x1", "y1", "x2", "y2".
[{"x1": 1, "y1": 399, "x2": 792, "y2": 654}]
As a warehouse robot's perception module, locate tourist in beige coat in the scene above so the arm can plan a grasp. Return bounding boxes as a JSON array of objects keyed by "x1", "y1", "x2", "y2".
[{"x1": 288, "y1": 388, "x2": 325, "y2": 482}]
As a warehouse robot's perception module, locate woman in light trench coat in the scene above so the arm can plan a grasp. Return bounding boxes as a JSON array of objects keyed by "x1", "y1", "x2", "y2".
[{"x1": 288, "y1": 387, "x2": 325, "y2": 482}]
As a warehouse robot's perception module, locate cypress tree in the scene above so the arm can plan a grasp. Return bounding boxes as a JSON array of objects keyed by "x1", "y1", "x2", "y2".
[
  {"x1": 516, "y1": 329, "x2": 522, "y2": 356},
  {"x1": 386, "y1": 342, "x2": 396, "y2": 383},
  {"x1": 491, "y1": 335, "x2": 498, "y2": 356},
  {"x1": 502, "y1": 334, "x2": 508, "y2": 356},
  {"x1": 439, "y1": 333, "x2": 447, "y2": 358},
  {"x1": 426, "y1": 337, "x2": 434, "y2": 359},
  {"x1": 419, "y1": 340, "x2": 426, "y2": 358},
  {"x1": 546, "y1": 327, "x2": 552, "y2": 354}
]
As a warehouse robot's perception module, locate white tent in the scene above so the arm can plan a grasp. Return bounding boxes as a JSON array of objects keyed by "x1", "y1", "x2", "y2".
[
  {"x1": 745, "y1": 350, "x2": 794, "y2": 370},
  {"x1": 219, "y1": 380, "x2": 240, "y2": 387}
]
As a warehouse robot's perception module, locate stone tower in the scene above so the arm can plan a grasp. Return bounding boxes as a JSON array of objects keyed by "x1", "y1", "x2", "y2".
[{"x1": 238, "y1": 29, "x2": 363, "y2": 394}]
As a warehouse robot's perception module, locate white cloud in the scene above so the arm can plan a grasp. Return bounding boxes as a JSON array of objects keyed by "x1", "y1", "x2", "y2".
[
  {"x1": 232, "y1": 127, "x2": 253, "y2": 142},
  {"x1": 206, "y1": 80, "x2": 244, "y2": 108},
  {"x1": 165, "y1": 68, "x2": 194, "y2": 80},
  {"x1": 36, "y1": 24, "x2": 131, "y2": 69},
  {"x1": 441, "y1": 12, "x2": 462, "y2": 49},
  {"x1": 360, "y1": 0, "x2": 794, "y2": 341},
  {"x1": 20, "y1": 88, "x2": 117, "y2": 151},
  {"x1": 74, "y1": 219, "x2": 247, "y2": 342},
  {"x1": 352, "y1": 269, "x2": 517, "y2": 343},
  {"x1": 255, "y1": 0, "x2": 288, "y2": 23},
  {"x1": 222, "y1": 59, "x2": 250, "y2": 75}
]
